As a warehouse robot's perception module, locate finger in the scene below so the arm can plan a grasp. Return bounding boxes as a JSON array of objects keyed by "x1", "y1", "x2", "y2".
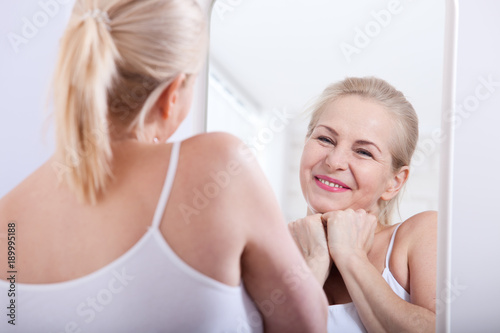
[
  {"x1": 311, "y1": 221, "x2": 329, "y2": 244},
  {"x1": 320, "y1": 214, "x2": 328, "y2": 230},
  {"x1": 345, "y1": 208, "x2": 355, "y2": 214},
  {"x1": 355, "y1": 208, "x2": 366, "y2": 215},
  {"x1": 322, "y1": 210, "x2": 343, "y2": 224},
  {"x1": 287, "y1": 221, "x2": 296, "y2": 238}
]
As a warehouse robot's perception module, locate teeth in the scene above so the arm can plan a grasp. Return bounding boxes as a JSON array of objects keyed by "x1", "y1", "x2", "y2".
[{"x1": 319, "y1": 178, "x2": 344, "y2": 188}]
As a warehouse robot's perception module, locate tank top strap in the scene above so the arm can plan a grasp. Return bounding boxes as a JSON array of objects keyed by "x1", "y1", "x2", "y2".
[
  {"x1": 150, "y1": 141, "x2": 181, "y2": 229},
  {"x1": 385, "y1": 222, "x2": 403, "y2": 269}
]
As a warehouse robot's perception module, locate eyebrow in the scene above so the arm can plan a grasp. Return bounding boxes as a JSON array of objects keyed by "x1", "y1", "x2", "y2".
[{"x1": 316, "y1": 125, "x2": 382, "y2": 153}]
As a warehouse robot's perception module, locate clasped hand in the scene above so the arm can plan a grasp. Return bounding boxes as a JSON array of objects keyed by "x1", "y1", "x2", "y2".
[{"x1": 288, "y1": 209, "x2": 377, "y2": 285}]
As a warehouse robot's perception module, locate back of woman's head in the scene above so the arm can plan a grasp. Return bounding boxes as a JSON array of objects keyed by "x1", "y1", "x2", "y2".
[
  {"x1": 306, "y1": 77, "x2": 419, "y2": 224},
  {"x1": 53, "y1": 0, "x2": 207, "y2": 204}
]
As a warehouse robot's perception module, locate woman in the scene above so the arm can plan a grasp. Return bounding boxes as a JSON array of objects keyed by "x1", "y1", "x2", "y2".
[
  {"x1": 0, "y1": 1, "x2": 327, "y2": 332},
  {"x1": 289, "y1": 77, "x2": 437, "y2": 332}
]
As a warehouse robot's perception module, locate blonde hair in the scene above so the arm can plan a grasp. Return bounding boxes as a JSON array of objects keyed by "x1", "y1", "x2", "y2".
[
  {"x1": 53, "y1": 0, "x2": 207, "y2": 204},
  {"x1": 306, "y1": 77, "x2": 419, "y2": 225}
]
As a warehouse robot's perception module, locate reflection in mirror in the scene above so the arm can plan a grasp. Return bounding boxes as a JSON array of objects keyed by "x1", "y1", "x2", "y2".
[{"x1": 207, "y1": 0, "x2": 444, "y2": 223}]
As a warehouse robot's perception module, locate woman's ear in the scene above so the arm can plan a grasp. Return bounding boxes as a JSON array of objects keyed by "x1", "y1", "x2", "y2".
[
  {"x1": 157, "y1": 73, "x2": 187, "y2": 120},
  {"x1": 381, "y1": 166, "x2": 410, "y2": 201}
]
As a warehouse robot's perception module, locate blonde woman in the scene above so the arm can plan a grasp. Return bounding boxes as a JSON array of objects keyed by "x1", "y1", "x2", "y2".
[
  {"x1": 289, "y1": 77, "x2": 437, "y2": 332},
  {"x1": 0, "y1": 1, "x2": 327, "y2": 332}
]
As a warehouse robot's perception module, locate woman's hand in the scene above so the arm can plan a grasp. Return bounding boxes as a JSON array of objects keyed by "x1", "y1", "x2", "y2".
[
  {"x1": 322, "y1": 209, "x2": 377, "y2": 268},
  {"x1": 288, "y1": 214, "x2": 332, "y2": 286}
]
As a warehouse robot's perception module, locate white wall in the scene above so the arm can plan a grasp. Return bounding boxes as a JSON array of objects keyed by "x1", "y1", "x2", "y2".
[
  {"x1": 0, "y1": 0, "x2": 74, "y2": 196},
  {"x1": 448, "y1": 1, "x2": 500, "y2": 331}
]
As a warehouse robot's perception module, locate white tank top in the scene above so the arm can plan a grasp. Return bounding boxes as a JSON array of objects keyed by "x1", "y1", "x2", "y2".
[
  {"x1": 327, "y1": 223, "x2": 411, "y2": 332},
  {"x1": 0, "y1": 141, "x2": 263, "y2": 333}
]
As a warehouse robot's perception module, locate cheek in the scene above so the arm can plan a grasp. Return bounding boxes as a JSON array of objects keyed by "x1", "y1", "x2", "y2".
[
  {"x1": 300, "y1": 144, "x2": 321, "y2": 173},
  {"x1": 299, "y1": 143, "x2": 317, "y2": 187},
  {"x1": 354, "y1": 164, "x2": 390, "y2": 195},
  {"x1": 299, "y1": 153, "x2": 310, "y2": 189},
  {"x1": 301, "y1": 141, "x2": 324, "y2": 163}
]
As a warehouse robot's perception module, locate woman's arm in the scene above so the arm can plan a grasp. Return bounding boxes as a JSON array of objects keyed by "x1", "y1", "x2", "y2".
[
  {"x1": 288, "y1": 214, "x2": 332, "y2": 286},
  {"x1": 326, "y1": 210, "x2": 437, "y2": 333},
  {"x1": 187, "y1": 133, "x2": 328, "y2": 333}
]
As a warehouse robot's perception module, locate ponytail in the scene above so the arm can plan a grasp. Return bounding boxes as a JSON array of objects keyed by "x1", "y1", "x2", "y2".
[
  {"x1": 52, "y1": 0, "x2": 206, "y2": 204},
  {"x1": 53, "y1": 5, "x2": 119, "y2": 204}
]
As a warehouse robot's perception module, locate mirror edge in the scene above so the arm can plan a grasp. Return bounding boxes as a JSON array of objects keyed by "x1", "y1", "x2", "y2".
[
  {"x1": 436, "y1": 0, "x2": 459, "y2": 332},
  {"x1": 192, "y1": 0, "x2": 216, "y2": 135}
]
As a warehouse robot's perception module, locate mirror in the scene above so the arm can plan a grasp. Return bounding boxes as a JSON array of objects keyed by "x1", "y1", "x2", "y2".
[{"x1": 207, "y1": 0, "x2": 445, "y2": 223}]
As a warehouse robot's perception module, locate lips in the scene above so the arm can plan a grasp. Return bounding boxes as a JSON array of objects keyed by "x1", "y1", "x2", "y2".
[{"x1": 314, "y1": 175, "x2": 351, "y2": 192}]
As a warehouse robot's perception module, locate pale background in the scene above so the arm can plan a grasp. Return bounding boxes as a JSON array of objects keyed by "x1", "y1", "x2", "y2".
[{"x1": 448, "y1": 1, "x2": 500, "y2": 331}]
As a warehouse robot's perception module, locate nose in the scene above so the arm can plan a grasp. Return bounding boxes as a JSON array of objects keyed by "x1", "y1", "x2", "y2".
[{"x1": 325, "y1": 145, "x2": 349, "y2": 171}]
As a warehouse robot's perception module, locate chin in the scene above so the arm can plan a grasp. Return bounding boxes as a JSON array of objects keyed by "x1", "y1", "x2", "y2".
[{"x1": 307, "y1": 200, "x2": 346, "y2": 215}]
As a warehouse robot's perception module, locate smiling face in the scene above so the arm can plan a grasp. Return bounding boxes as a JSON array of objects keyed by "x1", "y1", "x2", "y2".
[{"x1": 300, "y1": 94, "x2": 401, "y2": 216}]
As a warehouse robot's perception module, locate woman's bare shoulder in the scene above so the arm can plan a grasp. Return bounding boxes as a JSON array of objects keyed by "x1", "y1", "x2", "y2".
[
  {"x1": 171, "y1": 131, "x2": 281, "y2": 238},
  {"x1": 388, "y1": 211, "x2": 437, "y2": 292},
  {"x1": 175, "y1": 131, "x2": 267, "y2": 218},
  {"x1": 0, "y1": 163, "x2": 52, "y2": 268},
  {"x1": 161, "y1": 132, "x2": 277, "y2": 285},
  {"x1": 393, "y1": 211, "x2": 438, "y2": 270},
  {"x1": 182, "y1": 132, "x2": 254, "y2": 166},
  {"x1": 0, "y1": 161, "x2": 52, "y2": 217},
  {"x1": 397, "y1": 210, "x2": 438, "y2": 243},
  {"x1": 178, "y1": 132, "x2": 261, "y2": 192}
]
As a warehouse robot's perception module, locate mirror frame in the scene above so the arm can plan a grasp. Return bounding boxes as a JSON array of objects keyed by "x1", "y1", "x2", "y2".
[
  {"x1": 436, "y1": 1, "x2": 458, "y2": 332},
  {"x1": 201, "y1": 1, "x2": 459, "y2": 332}
]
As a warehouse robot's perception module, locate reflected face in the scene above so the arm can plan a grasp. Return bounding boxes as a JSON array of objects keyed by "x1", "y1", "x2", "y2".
[{"x1": 300, "y1": 95, "x2": 396, "y2": 215}]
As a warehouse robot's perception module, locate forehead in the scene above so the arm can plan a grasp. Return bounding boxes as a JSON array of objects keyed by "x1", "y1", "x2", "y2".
[{"x1": 316, "y1": 95, "x2": 394, "y2": 146}]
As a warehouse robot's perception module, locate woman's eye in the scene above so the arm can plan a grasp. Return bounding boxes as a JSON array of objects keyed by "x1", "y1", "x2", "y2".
[
  {"x1": 357, "y1": 149, "x2": 373, "y2": 158},
  {"x1": 317, "y1": 136, "x2": 334, "y2": 144}
]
